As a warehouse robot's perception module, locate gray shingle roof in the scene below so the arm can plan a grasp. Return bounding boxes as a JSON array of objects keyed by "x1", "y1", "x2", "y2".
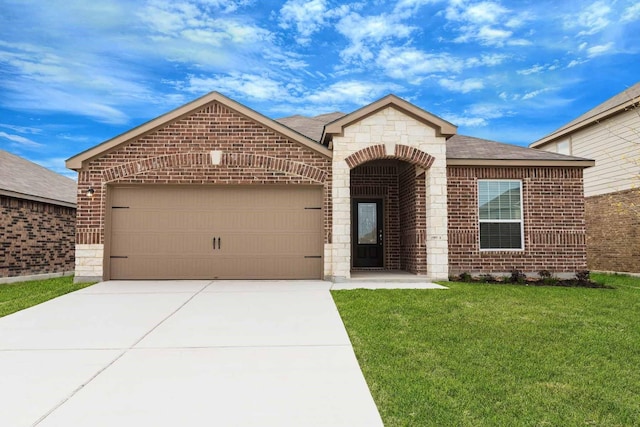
[
  {"x1": 276, "y1": 112, "x2": 346, "y2": 141},
  {"x1": 532, "y1": 81, "x2": 640, "y2": 146},
  {"x1": 447, "y1": 134, "x2": 591, "y2": 161},
  {"x1": 0, "y1": 149, "x2": 77, "y2": 207}
]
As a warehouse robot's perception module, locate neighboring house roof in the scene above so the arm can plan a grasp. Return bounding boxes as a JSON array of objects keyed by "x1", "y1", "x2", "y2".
[
  {"x1": 275, "y1": 112, "x2": 346, "y2": 141},
  {"x1": 447, "y1": 135, "x2": 594, "y2": 167},
  {"x1": 0, "y1": 149, "x2": 77, "y2": 207},
  {"x1": 66, "y1": 91, "x2": 332, "y2": 170},
  {"x1": 531, "y1": 81, "x2": 640, "y2": 148}
]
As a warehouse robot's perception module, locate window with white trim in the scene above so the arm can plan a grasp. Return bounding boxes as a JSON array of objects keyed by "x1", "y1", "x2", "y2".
[
  {"x1": 556, "y1": 139, "x2": 571, "y2": 155},
  {"x1": 478, "y1": 180, "x2": 523, "y2": 250}
]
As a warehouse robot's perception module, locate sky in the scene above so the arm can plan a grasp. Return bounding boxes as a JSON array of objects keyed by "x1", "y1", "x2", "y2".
[{"x1": 1, "y1": 0, "x2": 639, "y2": 179}]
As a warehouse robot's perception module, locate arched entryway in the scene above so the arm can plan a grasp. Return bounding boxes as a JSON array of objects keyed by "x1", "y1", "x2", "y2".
[{"x1": 351, "y1": 159, "x2": 427, "y2": 274}]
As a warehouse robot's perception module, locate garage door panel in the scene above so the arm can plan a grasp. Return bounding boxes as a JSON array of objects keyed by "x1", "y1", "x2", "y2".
[{"x1": 109, "y1": 186, "x2": 323, "y2": 280}]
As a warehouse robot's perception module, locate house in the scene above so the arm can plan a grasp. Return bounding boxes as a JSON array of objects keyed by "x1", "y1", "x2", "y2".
[
  {"x1": 0, "y1": 149, "x2": 76, "y2": 283},
  {"x1": 531, "y1": 82, "x2": 640, "y2": 273},
  {"x1": 66, "y1": 93, "x2": 594, "y2": 283}
]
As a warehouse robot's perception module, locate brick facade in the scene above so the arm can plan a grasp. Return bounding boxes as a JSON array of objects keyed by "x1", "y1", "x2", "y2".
[
  {"x1": 447, "y1": 166, "x2": 588, "y2": 276},
  {"x1": 399, "y1": 163, "x2": 427, "y2": 274},
  {"x1": 74, "y1": 101, "x2": 332, "y2": 280},
  {"x1": 585, "y1": 189, "x2": 640, "y2": 273},
  {"x1": 0, "y1": 195, "x2": 75, "y2": 278}
]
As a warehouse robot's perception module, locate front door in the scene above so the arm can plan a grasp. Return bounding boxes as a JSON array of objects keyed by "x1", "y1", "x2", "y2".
[{"x1": 353, "y1": 199, "x2": 383, "y2": 268}]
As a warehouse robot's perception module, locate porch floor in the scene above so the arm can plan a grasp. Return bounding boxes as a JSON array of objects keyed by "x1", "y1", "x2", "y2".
[{"x1": 331, "y1": 270, "x2": 447, "y2": 290}]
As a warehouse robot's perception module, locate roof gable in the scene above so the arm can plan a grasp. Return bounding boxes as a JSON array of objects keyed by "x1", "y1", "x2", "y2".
[
  {"x1": 531, "y1": 81, "x2": 640, "y2": 148},
  {"x1": 1, "y1": 149, "x2": 77, "y2": 207},
  {"x1": 66, "y1": 92, "x2": 332, "y2": 170},
  {"x1": 321, "y1": 94, "x2": 457, "y2": 144}
]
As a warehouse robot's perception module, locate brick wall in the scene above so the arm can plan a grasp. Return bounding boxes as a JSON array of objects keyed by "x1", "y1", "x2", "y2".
[
  {"x1": 0, "y1": 195, "x2": 75, "y2": 278},
  {"x1": 585, "y1": 188, "x2": 640, "y2": 273},
  {"x1": 447, "y1": 166, "x2": 588, "y2": 276},
  {"x1": 76, "y1": 101, "x2": 332, "y2": 247},
  {"x1": 399, "y1": 163, "x2": 427, "y2": 274}
]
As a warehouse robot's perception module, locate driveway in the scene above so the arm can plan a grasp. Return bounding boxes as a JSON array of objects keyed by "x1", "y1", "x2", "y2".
[{"x1": 0, "y1": 281, "x2": 384, "y2": 426}]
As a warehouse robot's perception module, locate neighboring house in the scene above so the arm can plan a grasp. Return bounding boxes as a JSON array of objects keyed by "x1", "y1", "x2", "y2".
[
  {"x1": 531, "y1": 82, "x2": 640, "y2": 273},
  {"x1": 0, "y1": 149, "x2": 76, "y2": 283},
  {"x1": 66, "y1": 93, "x2": 593, "y2": 283}
]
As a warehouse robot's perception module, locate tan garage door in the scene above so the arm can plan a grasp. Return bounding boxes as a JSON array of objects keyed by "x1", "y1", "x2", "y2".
[{"x1": 108, "y1": 185, "x2": 323, "y2": 280}]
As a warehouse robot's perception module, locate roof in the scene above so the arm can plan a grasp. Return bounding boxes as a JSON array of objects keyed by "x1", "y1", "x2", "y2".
[
  {"x1": 66, "y1": 91, "x2": 332, "y2": 170},
  {"x1": 275, "y1": 112, "x2": 346, "y2": 141},
  {"x1": 322, "y1": 94, "x2": 457, "y2": 144},
  {"x1": 531, "y1": 81, "x2": 640, "y2": 148},
  {"x1": 447, "y1": 135, "x2": 594, "y2": 167},
  {"x1": 0, "y1": 149, "x2": 77, "y2": 207}
]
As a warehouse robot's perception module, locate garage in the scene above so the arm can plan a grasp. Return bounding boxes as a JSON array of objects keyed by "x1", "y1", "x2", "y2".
[{"x1": 107, "y1": 185, "x2": 323, "y2": 280}]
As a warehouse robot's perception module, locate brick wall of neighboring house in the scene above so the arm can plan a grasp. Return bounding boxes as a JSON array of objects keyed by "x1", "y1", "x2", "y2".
[
  {"x1": 75, "y1": 101, "x2": 333, "y2": 247},
  {"x1": 585, "y1": 188, "x2": 640, "y2": 273},
  {"x1": 447, "y1": 166, "x2": 588, "y2": 276},
  {"x1": 0, "y1": 195, "x2": 76, "y2": 278}
]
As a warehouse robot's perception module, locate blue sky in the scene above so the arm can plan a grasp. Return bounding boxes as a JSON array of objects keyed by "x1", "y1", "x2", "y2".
[{"x1": 1, "y1": 0, "x2": 639, "y2": 178}]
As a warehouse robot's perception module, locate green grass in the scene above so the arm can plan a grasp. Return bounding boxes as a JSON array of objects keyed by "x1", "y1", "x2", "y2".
[
  {"x1": 332, "y1": 273, "x2": 640, "y2": 426},
  {"x1": 0, "y1": 276, "x2": 94, "y2": 317}
]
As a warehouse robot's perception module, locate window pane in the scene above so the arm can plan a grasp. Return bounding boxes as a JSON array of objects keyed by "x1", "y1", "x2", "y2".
[
  {"x1": 480, "y1": 222, "x2": 522, "y2": 249},
  {"x1": 358, "y1": 203, "x2": 377, "y2": 244},
  {"x1": 478, "y1": 180, "x2": 521, "y2": 220}
]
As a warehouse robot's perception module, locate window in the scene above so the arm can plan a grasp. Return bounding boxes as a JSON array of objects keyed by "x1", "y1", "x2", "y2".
[
  {"x1": 478, "y1": 180, "x2": 523, "y2": 250},
  {"x1": 556, "y1": 140, "x2": 571, "y2": 155}
]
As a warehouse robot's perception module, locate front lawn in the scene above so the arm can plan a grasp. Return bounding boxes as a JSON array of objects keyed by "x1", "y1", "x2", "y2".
[
  {"x1": 332, "y1": 273, "x2": 640, "y2": 426},
  {"x1": 0, "y1": 276, "x2": 94, "y2": 317}
]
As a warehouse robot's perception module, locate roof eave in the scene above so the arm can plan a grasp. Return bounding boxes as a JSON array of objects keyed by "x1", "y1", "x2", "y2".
[
  {"x1": 530, "y1": 98, "x2": 639, "y2": 148},
  {"x1": 0, "y1": 189, "x2": 77, "y2": 208},
  {"x1": 446, "y1": 159, "x2": 595, "y2": 168},
  {"x1": 66, "y1": 92, "x2": 332, "y2": 171}
]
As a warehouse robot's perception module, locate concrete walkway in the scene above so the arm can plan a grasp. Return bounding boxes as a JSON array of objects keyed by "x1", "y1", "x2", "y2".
[{"x1": 0, "y1": 281, "x2": 385, "y2": 426}]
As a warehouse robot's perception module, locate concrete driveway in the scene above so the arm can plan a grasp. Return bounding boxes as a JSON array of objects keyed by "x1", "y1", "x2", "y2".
[{"x1": 0, "y1": 281, "x2": 384, "y2": 426}]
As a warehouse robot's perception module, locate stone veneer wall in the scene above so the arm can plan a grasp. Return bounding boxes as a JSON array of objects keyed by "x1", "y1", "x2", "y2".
[
  {"x1": 585, "y1": 188, "x2": 640, "y2": 273},
  {"x1": 447, "y1": 166, "x2": 588, "y2": 275},
  {"x1": 330, "y1": 106, "x2": 448, "y2": 280},
  {"x1": 1, "y1": 195, "x2": 75, "y2": 278},
  {"x1": 75, "y1": 101, "x2": 332, "y2": 281},
  {"x1": 351, "y1": 160, "x2": 400, "y2": 270}
]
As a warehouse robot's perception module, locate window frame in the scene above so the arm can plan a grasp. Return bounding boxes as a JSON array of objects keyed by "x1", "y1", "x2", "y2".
[{"x1": 478, "y1": 179, "x2": 524, "y2": 251}]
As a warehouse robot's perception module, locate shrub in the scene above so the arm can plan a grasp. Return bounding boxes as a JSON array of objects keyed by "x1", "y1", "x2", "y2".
[
  {"x1": 479, "y1": 274, "x2": 496, "y2": 283},
  {"x1": 575, "y1": 270, "x2": 591, "y2": 284},
  {"x1": 459, "y1": 272, "x2": 473, "y2": 282},
  {"x1": 538, "y1": 270, "x2": 552, "y2": 279},
  {"x1": 510, "y1": 269, "x2": 526, "y2": 284}
]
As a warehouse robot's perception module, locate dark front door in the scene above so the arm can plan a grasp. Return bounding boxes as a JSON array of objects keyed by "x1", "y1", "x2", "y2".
[{"x1": 353, "y1": 199, "x2": 383, "y2": 268}]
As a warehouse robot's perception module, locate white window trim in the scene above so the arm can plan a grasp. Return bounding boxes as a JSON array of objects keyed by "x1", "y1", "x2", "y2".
[{"x1": 478, "y1": 179, "x2": 525, "y2": 251}]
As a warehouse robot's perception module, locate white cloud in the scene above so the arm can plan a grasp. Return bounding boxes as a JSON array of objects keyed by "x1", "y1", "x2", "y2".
[
  {"x1": 521, "y1": 88, "x2": 551, "y2": 100},
  {"x1": 278, "y1": 0, "x2": 332, "y2": 45},
  {"x1": 305, "y1": 80, "x2": 397, "y2": 106},
  {"x1": 587, "y1": 42, "x2": 614, "y2": 57},
  {"x1": 621, "y1": 3, "x2": 640, "y2": 22},
  {"x1": 0, "y1": 131, "x2": 43, "y2": 147},
  {"x1": 568, "y1": 1, "x2": 611, "y2": 36},
  {"x1": 439, "y1": 78, "x2": 485, "y2": 93},
  {"x1": 377, "y1": 46, "x2": 463, "y2": 82},
  {"x1": 174, "y1": 73, "x2": 300, "y2": 101},
  {"x1": 0, "y1": 123, "x2": 42, "y2": 135},
  {"x1": 442, "y1": 102, "x2": 512, "y2": 127},
  {"x1": 444, "y1": 0, "x2": 529, "y2": 46},
  {"x1": 336, "y1": 12, "x2": 416, "y2": 63}
]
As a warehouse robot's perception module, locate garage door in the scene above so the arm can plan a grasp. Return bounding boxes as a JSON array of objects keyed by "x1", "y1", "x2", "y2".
[{"x1": 108, "y1": 186, "x2": 323, "y2": 280}]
